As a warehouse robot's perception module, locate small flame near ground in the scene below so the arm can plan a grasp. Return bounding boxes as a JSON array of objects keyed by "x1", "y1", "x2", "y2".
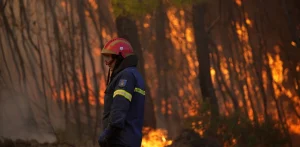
[{"x1": 142, "y1": 127, "x2": 173, "y2": 147}]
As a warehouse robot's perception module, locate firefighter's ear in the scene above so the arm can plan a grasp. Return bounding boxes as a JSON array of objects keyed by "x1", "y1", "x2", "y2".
[{"x1": 116, "y1": 52, "x2": 124, "y2": 61}]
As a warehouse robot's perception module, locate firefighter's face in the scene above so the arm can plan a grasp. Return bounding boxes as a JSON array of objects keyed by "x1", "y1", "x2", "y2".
[{"x1": 103, "y1": 54, "x2": 116, "y2": 69}]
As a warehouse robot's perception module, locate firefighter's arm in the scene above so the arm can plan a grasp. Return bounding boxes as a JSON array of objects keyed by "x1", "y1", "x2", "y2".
[
  {"x1": 99, "y1": 72, "x2": 135, "y2": 143},
  {"x1": 109, "y1": 71, "x2": 136, "y2": 130}
]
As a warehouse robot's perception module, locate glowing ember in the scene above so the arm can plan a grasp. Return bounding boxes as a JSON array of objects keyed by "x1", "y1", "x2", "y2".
[
  {"x1": 185, "y1": 28, "x2": 194, "y2": 42},
  {"x1": 88, "y1": 0, "x2": 98, "y2": 9},
  {"x1": 268, "y1": 53, "x2": 283, "y2": 83},
  {"x1": 246, "y1": 19, "x2": 252, "y2": 26},
  {"x1": 144, "y1": 23, "x2": 150, "y2": 28},
  {"x1": 61, "y1": 1, "x2": 66, "y2": 7},
  {"x1": 141, "y1": 127, "x2": 172, "y2": 147},
  {"x1": 210, "y1": 67, "x2": 216, "y2": 83},
  {"x1": 287, "y1": 118, "x2": 300, "y2": 134},
  {"x1": 235, "y1": 0, "x2": 242, "y2": 6},
  {"x1": 192, "y1": 121, "x2": 205, "y2": 136},
  {"x1": 93, "y1": 48, "x2": 101, "y2": 56},
  {"x1": 291, "y1": 41, "x2": 296, "y2": 47}
]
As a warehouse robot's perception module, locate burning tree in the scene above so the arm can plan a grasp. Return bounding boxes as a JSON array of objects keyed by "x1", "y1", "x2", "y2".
[{"x1": 0, "y1": 0, "x2": 300, "y2": 146}]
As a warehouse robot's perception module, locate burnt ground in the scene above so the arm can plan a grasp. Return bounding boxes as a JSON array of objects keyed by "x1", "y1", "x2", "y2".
[
  {"x1": 1, "y1": 129, "x2": 220, "y2": 147},
  {"x1": 0, "y1": 138, "x2": 75, "y2": 147},
  {"x1": 167, "y1": 129, "x2": 222, "y2": 147}
]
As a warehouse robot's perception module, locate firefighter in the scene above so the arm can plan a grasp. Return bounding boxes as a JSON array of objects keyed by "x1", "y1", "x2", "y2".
[{"x1": 98, "y1": 38, "x2": 146, "y2": 147}]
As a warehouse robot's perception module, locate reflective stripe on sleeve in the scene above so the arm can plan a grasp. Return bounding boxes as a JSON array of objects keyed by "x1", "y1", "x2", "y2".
[
  {"x1": 113, "y1": 89, "x2": 132, "y2": 101},
  {"x1": 134, "y1": 88, "x2": 145, "y2": 95}
]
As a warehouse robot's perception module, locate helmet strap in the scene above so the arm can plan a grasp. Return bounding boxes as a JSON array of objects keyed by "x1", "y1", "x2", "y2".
[
  {"x1": 112, "y1": 53, "x2": 124, "y2": 67},
  {"x1": 106, "y1": 68, "x2": 111, "y2": 85},
  {"x1": 105, "y1": 58, "x2": 115, "y2": 65},
  {"x1": 106, "y1": 53, "x2": 124, "y2": 85}
]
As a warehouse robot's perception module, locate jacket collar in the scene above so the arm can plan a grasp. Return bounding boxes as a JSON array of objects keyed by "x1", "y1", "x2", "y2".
[{"x1": 111, "y1": 55, "x2": 138, "y2": 78}]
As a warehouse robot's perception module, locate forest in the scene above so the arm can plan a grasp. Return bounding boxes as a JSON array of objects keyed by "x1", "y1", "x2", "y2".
[{"x1": 0, "y1": 0, "x2": 299, "y2": 146}]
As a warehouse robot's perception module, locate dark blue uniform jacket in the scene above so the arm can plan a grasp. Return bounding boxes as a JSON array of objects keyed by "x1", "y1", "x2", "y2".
[{"x1": 101, "y1": 55, "x2": 145, "y2": 147}]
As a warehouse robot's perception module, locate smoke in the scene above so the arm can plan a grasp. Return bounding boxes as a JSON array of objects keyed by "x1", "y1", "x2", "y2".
[{"x1": 0, "y1": 87, "x2": 65, "y2": 143}]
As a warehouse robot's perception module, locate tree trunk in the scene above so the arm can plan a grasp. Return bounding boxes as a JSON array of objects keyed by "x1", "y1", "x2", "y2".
[
  {"x1": 48, "y1": 0, "x2": 82, "y2": 139},
  {"x1": 265, "y1": 55, "x2": 293, "y2": 147},
  {"x1": 115, "y1": 16, "x2": 156, "y2": 129},
  {"x1": 210, "y1": 38, "x2": 239, "y2": 113},
  {"x1": 1, "y1": 2, "x2": 38, "y2": 127},
  {"x1": 153, "y1": 0, "x2": 171, "y2": 131},
  {"x1": 192, "y1": 3, "x2": 219, "y2": 120},
  {"x1": 77, "y1": 0, "x2": 94, "y2": 136}
]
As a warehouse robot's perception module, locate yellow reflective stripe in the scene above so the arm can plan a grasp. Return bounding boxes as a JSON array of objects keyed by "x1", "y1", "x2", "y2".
[
  {"x1": 113, "y1": 90, "x2": 132, "y2": 101},
  {"x1": 134, "y1": 88, "x2": 145, "y2": 95}
]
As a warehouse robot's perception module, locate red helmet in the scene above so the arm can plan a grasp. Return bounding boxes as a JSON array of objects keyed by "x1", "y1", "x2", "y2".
[{"x1": 101, "y1": 38, "x2": 134, "y2": 58}]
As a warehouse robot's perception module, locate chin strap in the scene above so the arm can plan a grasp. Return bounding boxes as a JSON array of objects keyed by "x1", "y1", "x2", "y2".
[
  {"x1": 105, "y1": 58, "x2": 115, "y2": 65},
  {"x1": 105, "y1": 53, "x2": 124, "y2": 85},
  {"x1": 106, "y1": 68, "x2": 111, "y2": 86}
]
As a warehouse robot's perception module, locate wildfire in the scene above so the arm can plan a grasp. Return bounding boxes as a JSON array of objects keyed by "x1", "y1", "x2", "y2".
[
  {"x1": 287, "y1": 118, "x2": 300, "y2": 134},
  {"x1": 88, "y1": 0, "x2": 98, "y2": 10},
  {"x1": 268, "y1": 52, "x2": 284, "y2": 83},
  {"x1": 49, "y1": 4, "x2": 300, "y2": 147},
  {"x1": 166, "y1": 6, "x2": 200, "y2": 119},
  {"x1": 141, "y1": 127, "x2": 173, "y2": 147},
  {"x1": 51, "y1": 71, "x2": 106, "y2": 106},
  {"x1": 192, "y1": 121, "x2": 205, "y2": 136}
]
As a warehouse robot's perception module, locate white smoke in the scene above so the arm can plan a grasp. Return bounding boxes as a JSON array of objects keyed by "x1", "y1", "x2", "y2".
[{"x1": 0, "y1": 87, "x2": 65, "y2": 143}]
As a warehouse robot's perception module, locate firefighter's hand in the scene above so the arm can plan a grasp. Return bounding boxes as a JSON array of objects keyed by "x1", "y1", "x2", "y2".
[
  {"x1": 98, "y1": 135, "x2": 107, "y2": 147},
  {"x1": 98, "y1": 134, "x2": 107, "y2": 147},
  {"x1": 98, "y1": 129, "x2": 112, "y2": 147},
  {"x1": 98, "y1": 140, "x2": 106, "y2": 147}
]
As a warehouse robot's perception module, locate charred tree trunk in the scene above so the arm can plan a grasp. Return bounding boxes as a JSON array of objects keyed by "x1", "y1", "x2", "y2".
[
  {"x1": 229, "y1": 18, "x2": 249, "y2": 118},
  {"x1": 1, "y1": 2, "x2": 38, "y2": 127},
  {"x1": 77, "y1": 0, "x2": 93, "y2": 136},
  {"x1": 265, "y1": 56, "x2": 292, "y2": 147},
  {"x1": 116, "y1": 16, "x2": 156, "y2": 129},
  {"x1": 48, "y1": 0, "x2": 82, "y2": 139},
  {"x1": 153, "y1": 0, "x2": 171, "y2": 131},
  {"x1": 210, "y1": 50, "x2": 229, "y2": 114},
  {"x1": 86, "y1": 0, "x2": 104, "y2": 142},
  {"x1": 0, "y1": 35, "x2": 13, "y2": 86},
  {"x1": 253, "y1": 30, "x2": 269, "y2": 121},
  {"x1": 210, "y1": 37, "x2": 239, "y2": 113},
  {"x1": 192, "y1": 3, "x2": 219, "y2": 120}
]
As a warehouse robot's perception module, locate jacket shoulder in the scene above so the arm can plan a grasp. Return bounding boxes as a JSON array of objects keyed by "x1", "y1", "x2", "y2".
[
  {"x1": 124, "y1": 67, "x2": 145, "y2": 89},
  {"x1": 113, "y1": 68, "x2": 137, "y2": 84}
]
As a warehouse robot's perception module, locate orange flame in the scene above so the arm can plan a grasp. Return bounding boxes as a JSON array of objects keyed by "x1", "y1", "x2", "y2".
[{"x1": 141, "y1": 127, "x2": 172, "y2": 147}]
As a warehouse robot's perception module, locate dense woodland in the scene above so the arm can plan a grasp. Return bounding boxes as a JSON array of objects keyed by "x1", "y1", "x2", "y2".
[{"x1": 0, "y1": 0, "x2": 300, "y2": 146}]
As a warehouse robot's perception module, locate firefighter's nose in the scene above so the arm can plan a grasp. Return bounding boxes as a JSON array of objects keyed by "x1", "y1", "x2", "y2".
[{"x1": 105, "y1": 60, "x2": 109, "y2": 65}]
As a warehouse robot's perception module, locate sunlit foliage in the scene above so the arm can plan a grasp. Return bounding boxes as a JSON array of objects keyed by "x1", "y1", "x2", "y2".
[
  {"x1": 168, "y1": 0, "x2": 210, "y2": 6},
  {"x1": 111, "y1": 0, "x2": 159, "y2": 17}
]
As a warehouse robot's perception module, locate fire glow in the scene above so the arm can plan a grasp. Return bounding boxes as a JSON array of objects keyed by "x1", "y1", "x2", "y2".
[{"x1": 52, "y1": 1, "x2": 300, "y2": 146}]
